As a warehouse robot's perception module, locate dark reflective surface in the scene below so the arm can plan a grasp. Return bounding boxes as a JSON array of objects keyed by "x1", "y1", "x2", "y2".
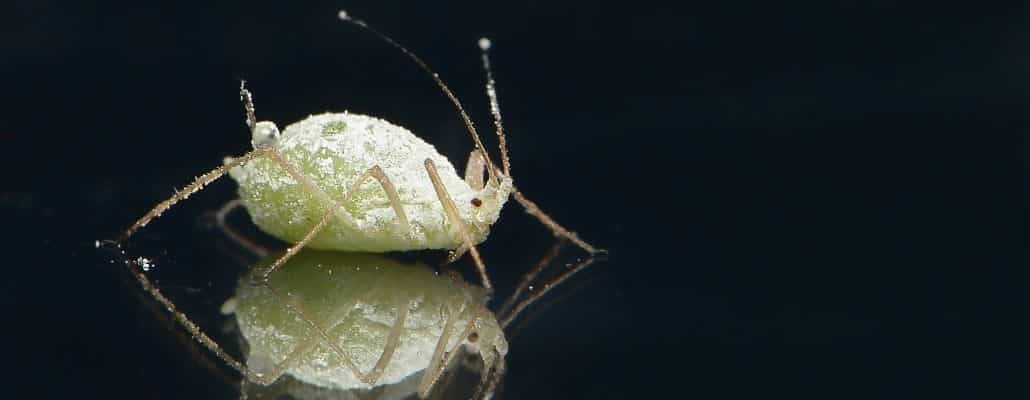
[{"x1": 7, "y1": 1, "x2": 1030, "y2": 399}]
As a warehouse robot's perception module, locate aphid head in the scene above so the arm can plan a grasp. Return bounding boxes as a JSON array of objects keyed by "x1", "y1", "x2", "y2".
[
  {"x1": 250, "y1": 121, "x2": 281, "y2": 149},
  {"x1": 465, "y1": 321, "x2": 509, "y2": 374},
  {"x1": 469, "y1": 174, "x2": 514, "y2": 231}
]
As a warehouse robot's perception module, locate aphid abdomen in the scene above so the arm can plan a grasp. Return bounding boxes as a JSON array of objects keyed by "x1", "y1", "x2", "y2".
[
  {"x1": 228, "y1": 113, "x2": 483, "y2": 252},
  {"x1": 232, "y1": 250, "x2": 506, "y2": 392}
]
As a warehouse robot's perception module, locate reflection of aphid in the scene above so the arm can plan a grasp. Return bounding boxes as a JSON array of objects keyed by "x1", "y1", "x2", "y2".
[
  {"x1": 118, "y1": 10, "x2": 602, "y2": 291},
  {"x1": 223, "y1": 249, "x2": 584, "y2": 398},
  {"x1": 110, "y1": 236, "x2": 596, "y2": 398}
]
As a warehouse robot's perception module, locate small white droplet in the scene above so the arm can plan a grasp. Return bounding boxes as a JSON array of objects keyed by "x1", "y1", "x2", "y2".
[
  {"x1": 136, "y1": 256, "x2": 154, "y2": 272},
  {"x1": 528, "y1": 285, "x2": 534, "y2": 291},
  {"x1": 338, "y1": 10, "x2": 349, "y2": 20},
  {"x1": 478, "y1": 37, "x2": 492, "y2": 51},
  {"x1": 94, "y1": 240, "x2": 100, "y2": 248}
]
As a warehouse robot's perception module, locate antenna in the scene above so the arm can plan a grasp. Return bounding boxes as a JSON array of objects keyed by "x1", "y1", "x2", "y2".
[
  {"x1": 337, "y1": 10, "x2": 503, "y2": 181},
  {"x1": 478, "y1": 37, "x2": 512, "y2": 177}
]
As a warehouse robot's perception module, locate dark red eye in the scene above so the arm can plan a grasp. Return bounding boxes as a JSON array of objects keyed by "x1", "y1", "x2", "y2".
[{"x1": 471, "y1": 198, "x2": 483, "y2": 207}]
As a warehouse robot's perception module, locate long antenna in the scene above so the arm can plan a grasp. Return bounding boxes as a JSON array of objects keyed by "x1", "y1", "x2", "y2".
[
  {"x1": 477, "y1": 37, "x2": 512, "y2": 177},
  {"x1": 337, "y1": 10, "x2": 502, "y2": 181}
]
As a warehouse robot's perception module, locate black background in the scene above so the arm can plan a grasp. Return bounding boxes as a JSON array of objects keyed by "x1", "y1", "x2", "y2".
[{"x1": 5, "y1": 1, "x2": 1029, "y2": 399}]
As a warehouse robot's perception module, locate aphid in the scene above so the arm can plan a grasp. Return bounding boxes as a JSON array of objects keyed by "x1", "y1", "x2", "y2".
[
  {"x1": 118, "y1": 10, "x2": 603, "y2": 291},
  {"x1": 110, "y1": 9, "x2": 606, "y2": 400}
]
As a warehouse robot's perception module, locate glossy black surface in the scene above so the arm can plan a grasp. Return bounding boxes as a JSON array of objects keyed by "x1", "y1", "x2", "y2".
[{"x1": 6, "y1": 1, "x2": 1028, "y2": 399}]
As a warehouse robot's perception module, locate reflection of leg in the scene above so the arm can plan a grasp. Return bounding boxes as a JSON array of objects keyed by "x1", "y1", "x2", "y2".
[
  {"x1": 496, "y1": 240, "x2": 565, "y2": 318},
  {"x1": 262, "y1": 284, "x2": 369, "y2": 384},
  {"x1": 513, "y1": 190, "x2": 604, "y2": 255},
  {"x1": 418, "y1": 301, "x2": 465, "y2": 396},
  {"x1": 117, "y1": 250, "x2": 254, "y2": 381},
  {"x1": 362, "y1": 300, "x2": 409, "y2": 384},
  {"x1": 424, "y1": 159, "x2": 493, "y2": 290},
  {"x1": 346, "y1": 165, "x2": 411, "y2": 233},
  {"x1": 252, "y1": 298, "x2": 363, "y2": 386},
  {"x1": 472, "y1": 358, "x2": 506, "y2": 400},
  {"x1": 499, "y1": 256, "x2": 597, "y2": 328},
  {"x1": 418, "y1": 304, "x2": 484, "y2": 398},
  {"x1": 213, "y1": 199, "x2": 270, "y2": 258}
]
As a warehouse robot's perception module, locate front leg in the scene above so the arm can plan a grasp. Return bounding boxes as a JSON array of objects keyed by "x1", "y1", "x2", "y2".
[{"x1": 425, "y1": 158, "x2": 493, "y2": 290}]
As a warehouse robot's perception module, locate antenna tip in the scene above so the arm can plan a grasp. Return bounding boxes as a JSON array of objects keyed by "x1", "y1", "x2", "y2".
[
  {"x1": 337, "y1": 9, "x2": 350, "y2": 21},
  {"x1": 478, "y1": 37, "x2": 492, "y2": 51}
]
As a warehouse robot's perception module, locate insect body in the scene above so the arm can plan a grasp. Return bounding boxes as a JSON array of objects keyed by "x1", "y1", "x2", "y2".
[
  {"x1": 228, "y1": 249, "x2": 507, "y2": 397},
  {"x1": 227, "y1": 112, "x2": 512, "y2": 253},
  {"x1": 110, "y1": 9, "x2": 604, "y2": 400},
  {"x1": 120, "y1": 11, "x2": 602, "y2": 289}
]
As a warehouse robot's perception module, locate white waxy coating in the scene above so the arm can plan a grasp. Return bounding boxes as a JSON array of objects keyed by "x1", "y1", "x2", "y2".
[
  {"x1": 228, "y1": 112, "x2": 512, "y2": 252},
  {"x1": 230, "y1": 250, "x2": 507, "y2": 391}
]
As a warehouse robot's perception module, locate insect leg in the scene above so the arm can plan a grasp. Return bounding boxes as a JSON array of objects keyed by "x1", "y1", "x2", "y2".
[
  {"x1": 117, "y1": 149, "x2": 269, "y2": 243},
  {"x1": 346, "y1": 165, "x2": 411, "y2": 234},
  {"x1": 424, "y1": 159, "x2": 494, "y2": 290},
  {"x1": 253, "y1": 149, "x2": 360, "y2": 281},
  {"x1": 212, "y1": 199, "x2": 270, "y2": 259},
  {"x1": 512, "y1": 190, "x2": 604, "y2": 255}
]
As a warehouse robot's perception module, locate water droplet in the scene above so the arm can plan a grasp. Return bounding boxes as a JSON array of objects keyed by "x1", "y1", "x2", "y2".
[
  {"x1": 478, "y1": 37, "x2": 492, "y2": 51},
  {"x1": 136, "y1": 256, "x2": 154, "y2": 272},
  {"x1": 337, "y1": 10, "x2": 349, "y2": 20}
]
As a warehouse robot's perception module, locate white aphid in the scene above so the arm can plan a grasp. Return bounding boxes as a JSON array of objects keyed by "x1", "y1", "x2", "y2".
[
  {"x1": 226, "y1": 112, "x2": 513, "y2": 253},
  {"x1": 112, "y1": 9, "x2": 604, "y2": 400},
  {"x1": 118, "y1": 10, "x2": 601, "y2": 290}
]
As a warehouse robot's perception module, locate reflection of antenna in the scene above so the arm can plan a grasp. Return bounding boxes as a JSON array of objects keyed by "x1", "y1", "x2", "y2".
[
  {"x1": 337, "y1": 10, "x2": 502, "y2": 182},
  {"x1": 496, "y1": 239, "x2": 604, "y2": 329}
]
